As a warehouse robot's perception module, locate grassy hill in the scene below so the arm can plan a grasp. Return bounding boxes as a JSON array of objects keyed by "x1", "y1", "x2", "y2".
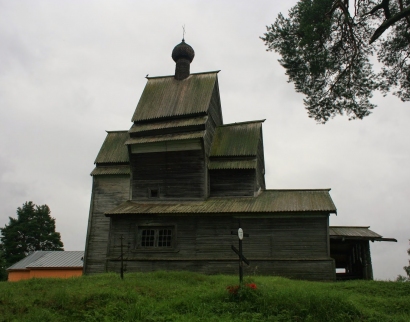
[{"x1": 0, "y1": 271, "x2": 409, "y2": 321}]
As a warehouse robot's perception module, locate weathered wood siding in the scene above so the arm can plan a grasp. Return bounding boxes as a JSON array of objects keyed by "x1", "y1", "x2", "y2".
[
  {"x1": 106, "y1": 214, "x2": 334, "y2": 280},
  {"x1": 208, "y1": 79, "x2": 223, "y2": 128},
  {"x1": 131, "y1": 149, "x2": 206, "y2": 200},
  {"x1": 83, "y1": 175, "x2": 130, "y2": 274},
  {"x1": 256, "y1": 136, "x2": 266, "y2": 191},
  {"x1": 209, "y1": 169, "x2": 256, "y2": 197},
  {"x1": 204, "y1": 80, "x2": 223, "y2": 154}
]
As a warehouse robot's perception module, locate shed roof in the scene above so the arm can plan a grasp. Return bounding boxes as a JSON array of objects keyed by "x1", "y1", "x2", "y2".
[
  {"x1": 129, "y1": 116, "x2": 207, "y2": 134},
  {"x1": 208, "y1": 159, "x2": 257, "y2": 170},
  {"x1": 131, "y1": 72, "x2": 219, "y2": 122},
  {"x1": 210, "y1": 121, "x2": 264, "y2": 157},
  {"x1": 94, "y1": 131, "x2": 129, "y2": 164},
  {"x1": 8, "y1": 251, "x2": 84, "y2": 270},
  {"x1": 91, "y1": 165, "x2": 130, "y2": 176},
  {"x1": 125, "y1": 131, "x2": 205, "y2": 145},
  {"x1": 329, "y1": 226, "x2": 397, "y2": 242},
  {"x1": 105, "y1": 189, "x2": 336, "y2": 216}
]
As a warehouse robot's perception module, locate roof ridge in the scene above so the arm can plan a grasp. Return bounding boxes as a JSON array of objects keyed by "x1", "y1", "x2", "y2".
[{"x1": 146, "y1": 70, "x2": 220, "y2": 79}]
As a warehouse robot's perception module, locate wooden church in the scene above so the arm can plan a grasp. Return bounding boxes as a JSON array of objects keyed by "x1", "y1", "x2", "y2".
[{"x1": 83, "y1": 40, "x2": 395, "y2": 281}]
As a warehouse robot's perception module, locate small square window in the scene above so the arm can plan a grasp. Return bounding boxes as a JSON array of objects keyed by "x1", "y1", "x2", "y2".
[{"x1": 149, "y1": 188, "x2": 159, "y2": 198}]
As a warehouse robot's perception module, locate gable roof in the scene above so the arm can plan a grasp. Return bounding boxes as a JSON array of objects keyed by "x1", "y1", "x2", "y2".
[
  {"x1": 7, "y1": 251, "x2": 51, "y2": 270},
  {"x1": 210, "y1": 120, "x2": 264, "y2": 157},
  {"x1": 8, "y1": 251, "x2": 84, "y2": 270},
  {"x1": 329, "y1": 226, "x2": 397, "y2": 242},
  {"x1": 131, "y1": 72, "x2": 219, "y2": 122},
  {"x1": 94, "y1": 131, "x2": 129, "y2": 164},
  {"x1": 105, "y1": 189, "x2": 336, "y2": 216}
]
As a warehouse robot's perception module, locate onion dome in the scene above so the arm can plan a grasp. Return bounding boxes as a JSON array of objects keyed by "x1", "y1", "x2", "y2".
[
  {"x1": 172, "y1": 39, "x2": 195, "y2": 63},
  {"x1": 172, "y1": 39, "x2": 195, "y2": 80}
]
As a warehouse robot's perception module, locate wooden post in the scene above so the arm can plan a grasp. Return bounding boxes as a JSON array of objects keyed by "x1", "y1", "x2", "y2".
[
  {"x1": 239, "y1": 236, "x2": 243, "y2": 283},
  {"x1": 120, "y1": 235, "x2": 124, "y2": 280},
  {"x1": 231, "y1": 219, "x2": 249, "y2": 284}
]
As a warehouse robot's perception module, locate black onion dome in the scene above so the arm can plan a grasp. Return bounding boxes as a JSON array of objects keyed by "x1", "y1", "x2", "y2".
[{"x1": 172, "y1": 39, "x2": 195, "y2": 63}]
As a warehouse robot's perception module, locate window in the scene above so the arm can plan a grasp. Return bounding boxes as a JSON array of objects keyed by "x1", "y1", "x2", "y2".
[
  {"x1": 149, "y1": 188, "x2": 159, "y2": 198},
  {"x1": 138, "y1": 226, "x2": 174, "y2": 248}
]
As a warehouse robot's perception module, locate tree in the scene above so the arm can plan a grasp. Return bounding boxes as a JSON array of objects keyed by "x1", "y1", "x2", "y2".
[
  {"x1": 0, "y1": 202, "x2": 64, "y2": 269},
  {"x1": 397, "y1": 240, "x2": 410, "y2": 281},
  {"x1": 261, "y1": 0, "x2": 410, "y2": 123},
  {"x1": 0, "y1": 250, "x2": 7, "y2": 281}
]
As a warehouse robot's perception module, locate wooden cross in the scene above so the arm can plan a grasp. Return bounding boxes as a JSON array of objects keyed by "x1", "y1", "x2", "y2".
[{"x1": 231, "y1": 219, "x2": 249, "y2": 283}]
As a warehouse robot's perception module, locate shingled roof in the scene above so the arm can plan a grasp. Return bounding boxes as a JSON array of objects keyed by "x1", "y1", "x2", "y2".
[
  {"x1": 105, "y1": 189, "x2": 336, "y2": 216},
  {"x1": 131, "y1": 72, "x2": 219, "y2": 122}
]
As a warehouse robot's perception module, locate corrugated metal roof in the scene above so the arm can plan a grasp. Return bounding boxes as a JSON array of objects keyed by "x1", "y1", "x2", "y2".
[
  {"x1": 125, "y1": 131, "x2": 205, "y2": 145},
  {"x1": 129, "y1": 116, "x2": 208, "y2": 134},
  {"x1": 329, "y1": 226, "x2": 396, "y2": 241},
  {"x1": 131, "y1": 72, "x2": 218, "y2": 122},
  {"x1": 329, "y1": 226, "x2": 380, "y2": 238},
  {"x1": 105, "y1": 189, "x2": 336, "y2": 216},
  {"x1": 8, "y1": 251, "x2": 84, "y2": 270},
  {"x1": 210, "y1": 121, "x2": 264, "y2": 157},
  {"x1": 28, "y1": 251, "x2": 84, "y2": 268},
  {"x1": 7, "y1": 251, "x2": 51, "y2": 270},
  {"x1": 208, "y1": 159, "x2": 257, "y2": 169},
  {"x1": 95, "y1": 131, "x2": 129, "y2": 164},
  {"x1": 91, "y1": 165, "x2": 130, "y2": 176}
]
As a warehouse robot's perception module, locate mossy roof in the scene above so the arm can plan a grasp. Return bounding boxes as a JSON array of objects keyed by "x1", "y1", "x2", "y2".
[
  {"x1": 131, "y1": 72, "x2": 219, "y2": 122},
  {"x1": 94, "y1": 131, "x2": 129, "y2": 164},
  {"x1": 210, "y1": 120, "x2": 264, "y2": 157},
  {"x1": 105, "y1": 189, "x2": 337, "y2": 216}
]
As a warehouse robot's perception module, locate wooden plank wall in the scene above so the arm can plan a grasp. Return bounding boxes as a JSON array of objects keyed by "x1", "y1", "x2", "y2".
[
  {"x1": 106, "y1": 214, "x2": 334, "y2": 280},
  {"x1": 209, "y1": 169, "x2": 256, "y2": 197},
  {"x1": 203, "y1": 82, "x2": 223, "y2": 156},
  {"x1": 131, "y1": 150, "x2": 206, "y2": 200},
  {"x1": 256, "y1": 136, "x2": 266, "y2": 191},
  {"x1": 83, "y1": 174, "x2": 130, "y2": 274},
  {"x1": 208, "y1": 80, "x2": 223, "y2": 127}
]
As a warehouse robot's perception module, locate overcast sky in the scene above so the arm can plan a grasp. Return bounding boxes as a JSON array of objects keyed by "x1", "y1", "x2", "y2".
[{"x1": 1, "y1": 0, "x2": 408, "y2": 280}]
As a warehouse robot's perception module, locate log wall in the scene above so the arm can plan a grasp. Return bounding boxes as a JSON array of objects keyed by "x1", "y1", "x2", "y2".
[
  {"x1": 209, "y1": 169, "x2": 256, "y2": 197},
  {"x1": 83, "y1": 174, "x2": 130, "y2": 274},
  {"x1": 106, "y1": 214, "x2": 334, "y2": 280},
  {"x1": 131, "y1": 149, "x2": 206, "y2": 200}
]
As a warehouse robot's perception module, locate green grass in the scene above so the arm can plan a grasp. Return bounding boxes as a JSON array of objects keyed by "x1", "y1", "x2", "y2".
[{"x1": 0, "y1": 271, "x2": 409, "y2": 321}]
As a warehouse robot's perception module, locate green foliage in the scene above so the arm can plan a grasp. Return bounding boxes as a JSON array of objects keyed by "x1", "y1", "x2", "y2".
[
  {"x1": 0, "y1": 272, "x2": 410, "y2": 321},
  {"x1": 397, "y1": 241, "x2": 410, "y2": 282},
  {"x1": 0, "y1": 202, "x2": 64, "y2": 268},
  {"x1": 0, "y1": 250, "x2": 7, "y2": 282},
  {"x1": 261, "y1": 0, "x2": 410, "y2": 123}
]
